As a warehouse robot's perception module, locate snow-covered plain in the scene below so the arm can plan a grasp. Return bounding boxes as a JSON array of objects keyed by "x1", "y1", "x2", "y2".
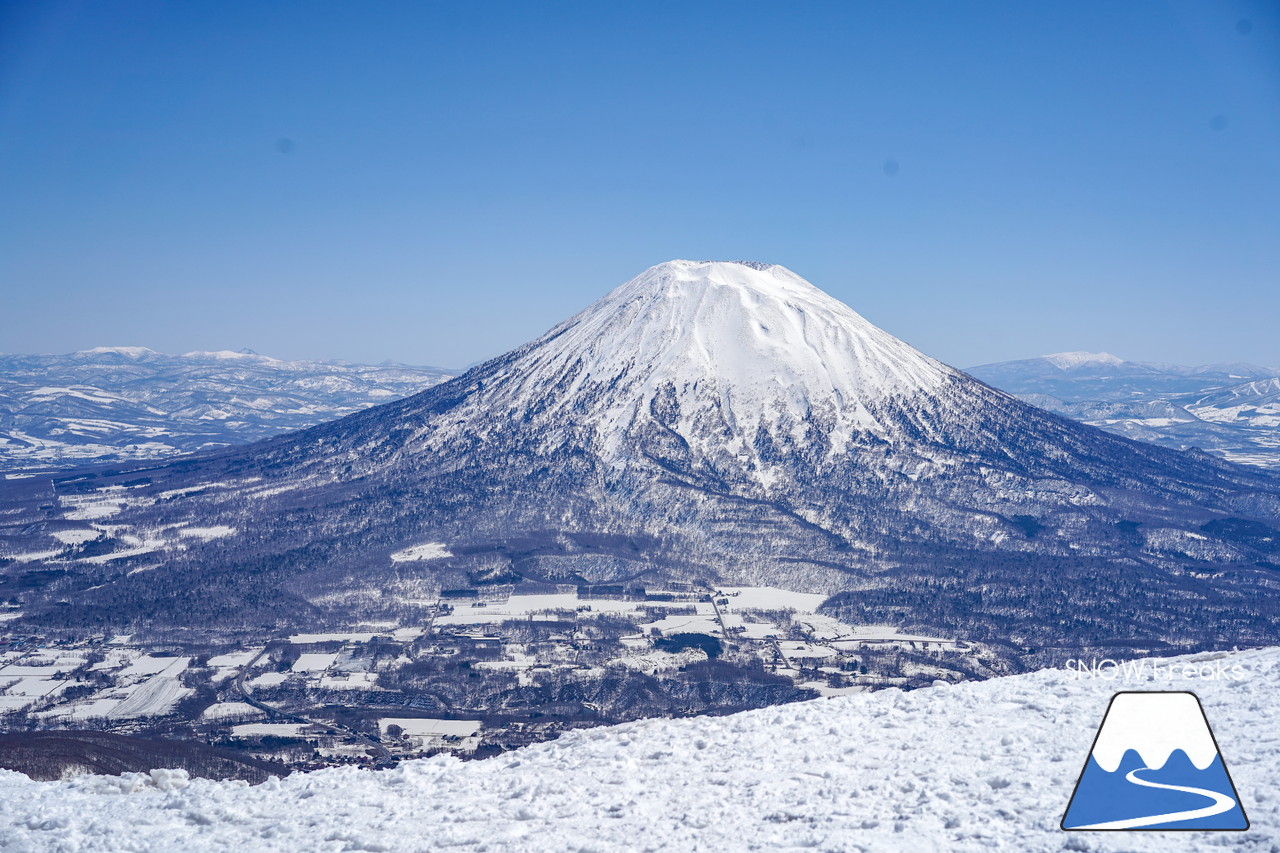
[{"x1": 3, "y1": 647, "x2": 1277, "y2": 851}]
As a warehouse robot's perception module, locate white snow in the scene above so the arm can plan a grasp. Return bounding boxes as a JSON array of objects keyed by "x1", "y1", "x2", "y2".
[
  {"x1": 50, "y1": 529, "x2": 103, "y2": 546},
  {"x1": 290, "y1": 653, "x2": 337, "y2": 673},
  {"x1": 24, "y1": 387, "x2": 128, "y2": 404},
  {"x1": 618, "y1": 648, "x2": 709, "y2": 671},
  {"x1": 3, "y1": 647, "x2": 1277, "y2": 851},
  {"x1": 389, "y1": 542, "x2": 451, "y2": 562},
  {"x1": 317, "y1": 672, "x2": 380, "y2": 690},
  {"x1": 43, "y1": 656, "x2": 191, "y2": 721},
  {"x1": 177, "y1": 525, "x2": 236, "y2": 540},
  {"x1": 75, "y1": 346, "x2": 157, "y2": 359},
  {"x1": 156, "y1": 485, "x2": 215, "y2": 500},
  {"x1": 639, "y1": 611, "x2": 720, "y2": 636},
  {"x1": 3, "y1": 549, "x2": 63, "y2": 563},
  {"x1": 200, "y1": 702, "x2": 262, "y2": 721},
  {"x1": 245, "y1": 483, "x2": 304, "y2": 500},
  {"x1": 205, "y1": 650, "x2": 260, "y2": 669},
  {"x1": 107, "y1": 672, "x2": 191, "y2": 719},
  {"x1": 180, "y1": 350, "x2": 279, "y2": 362},
  {"x1": 118, "y1": 656, "x2": 188, "y2": 679},
  {"x1": 79, "y1": 538, "x2": 167, "y2": 564},
  {"x1": 1041, "y1": 351, "x2": 1125, "y2": 369},
  {"x1": 58, "y1": 488, "x2": 152, "y2": 521},
  {"x1": 716, "y1": 585, "x2": 828, "y2": 613}
]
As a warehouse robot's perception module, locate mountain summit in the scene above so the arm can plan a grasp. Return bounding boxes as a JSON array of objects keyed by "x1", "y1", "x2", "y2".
[
  {"x1": 533, "y1": 259, "x2": 953, "y2": 417},
  {"x1": 425, "y1": 260, "x2": 955, "y2": 467},
  {"x1": 4, "y1": 261, "x2": 1280, "y2": 661}
]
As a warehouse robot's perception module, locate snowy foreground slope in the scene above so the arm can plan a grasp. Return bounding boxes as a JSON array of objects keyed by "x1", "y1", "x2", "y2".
[{"x1": 4, "y1": 648, "x2": 1278, "y2": 852}]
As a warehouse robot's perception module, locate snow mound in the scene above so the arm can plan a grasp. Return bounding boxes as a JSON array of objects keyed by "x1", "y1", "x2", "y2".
[{"x1": 2, "y1": 647, "x2": 1277, "y2": 851}]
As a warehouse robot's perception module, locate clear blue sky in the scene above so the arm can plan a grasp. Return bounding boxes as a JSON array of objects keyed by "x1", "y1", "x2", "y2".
[{"x1": 2, "y1": 1, "x2": 1278, "y2": 369}]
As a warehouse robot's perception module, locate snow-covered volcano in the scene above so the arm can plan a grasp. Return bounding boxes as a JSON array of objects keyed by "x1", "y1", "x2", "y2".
[
  {"x1": 476, "y1": 260, "x2": 953, "y2": 454},
  {"x1": 393, "y1": 259, "x2": 963, "y2": 475},
  {"x1": 4, "y1": 261, "x2": 1280, "y2": 658}
]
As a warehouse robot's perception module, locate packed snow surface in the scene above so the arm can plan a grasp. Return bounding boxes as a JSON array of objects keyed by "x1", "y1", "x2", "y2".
[{"x1": 3, "y1": 647, "x2": 1278, "y2": 851}]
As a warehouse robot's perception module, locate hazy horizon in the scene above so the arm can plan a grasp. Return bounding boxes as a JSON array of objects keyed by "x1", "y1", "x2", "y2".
[{"x1": 5, "y1": 327, "x2": 1280, "y2": 374}]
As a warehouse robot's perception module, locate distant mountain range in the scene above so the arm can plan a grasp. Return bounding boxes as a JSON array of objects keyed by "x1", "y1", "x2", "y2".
[
  {"x1": 967, "y1": 352, "x2": 1280, "y2": 468},
  {"x1": 0, "y1": 347, "x2": 454, "y2": 471},
  {"x1": 4, "y1": 261, "x2": 1279, "y2": 666}
]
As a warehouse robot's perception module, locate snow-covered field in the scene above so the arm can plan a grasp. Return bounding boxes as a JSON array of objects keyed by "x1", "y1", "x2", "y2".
[
  {"x1": 3, "y1": 646, "x2": 1277, "y2": 851},
  {"x1": 389, "y1": 541, "x2": 451, "y2": 562}
]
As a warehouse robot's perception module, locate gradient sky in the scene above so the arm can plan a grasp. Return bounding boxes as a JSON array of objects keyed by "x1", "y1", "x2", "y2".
[{"x1": 2, "y1": 1, "x2": 1278, "y2": 370}]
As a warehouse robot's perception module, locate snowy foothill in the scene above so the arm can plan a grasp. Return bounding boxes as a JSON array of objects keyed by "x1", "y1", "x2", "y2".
[{"x1": 3, "y1": 647, "x2": 1278, "y2": 851}]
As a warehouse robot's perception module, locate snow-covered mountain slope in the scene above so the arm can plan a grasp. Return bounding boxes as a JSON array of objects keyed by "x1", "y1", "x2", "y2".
[
  {"x1": 5, "y1": 261, "x2": 1280, "y2": 662},
  {"x1": 0, "y1": 348, "x2": 454, "y2": 471},
  {"x1": 2, "y1": 646, "x2": 1276, "y2": 852},
  {"x1": 1190, "y1": 378, "x2": 1280, "y2": 428},
  {"x1": 1040, "y1": 350, "x2": 1127, "y2": 370},
  {"x1": 488, "y1": 260, "x2": 954, "y2": 455},
  {"x1": 968, "y1": 354, "x2": 1280, "y2": 468}
]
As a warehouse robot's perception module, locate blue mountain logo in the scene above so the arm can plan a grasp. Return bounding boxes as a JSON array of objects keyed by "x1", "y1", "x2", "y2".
[{"x1": 1062, "y1": 691, "x2": 1248, "y2": 831}]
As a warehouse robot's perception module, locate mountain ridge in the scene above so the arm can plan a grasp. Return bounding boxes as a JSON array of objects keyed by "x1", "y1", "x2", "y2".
[
  {"x1": 968, "y1": 352, "x2": 1280, "y2": 468},
  {"x1": 0, "y1": 348, "x2": 455, "y2": 471}
]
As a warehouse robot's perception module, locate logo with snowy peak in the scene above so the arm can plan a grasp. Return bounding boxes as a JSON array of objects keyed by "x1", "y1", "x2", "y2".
[{"x1": 1062, "y1": 691, "x2": 1248, "y2": 831}]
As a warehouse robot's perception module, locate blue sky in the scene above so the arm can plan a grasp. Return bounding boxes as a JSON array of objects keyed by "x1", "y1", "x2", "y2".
[{"x1": 2, "y1": 1, "x2": 1278, "y2": 369}]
